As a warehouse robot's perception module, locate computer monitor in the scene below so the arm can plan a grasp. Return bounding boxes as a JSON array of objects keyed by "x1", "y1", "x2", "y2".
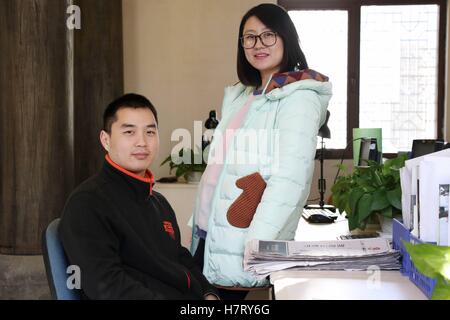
[
  {"x1": 358, "y1": 138, "x2": 380, "y2": 167},
  {"x1": 411, "y1": 139, "x2": 444, "y2": 159}
]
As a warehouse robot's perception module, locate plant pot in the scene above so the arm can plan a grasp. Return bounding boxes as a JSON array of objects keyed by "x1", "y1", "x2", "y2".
[
  {"x1": 349, "y1": 213, "x2": 395, "y2": 236},
  {"x1": 376, "y1": 213, "x2": 397, "y2": 235},
  {"x1": 185, "y1": 171, "x2": 203, "y2": 184},
  {"x1": 349, "y1": 214, "x2": 381, "y2": 235},
  {"x1": 350, "y1": 224, "x2": 381, "y2": 236}
]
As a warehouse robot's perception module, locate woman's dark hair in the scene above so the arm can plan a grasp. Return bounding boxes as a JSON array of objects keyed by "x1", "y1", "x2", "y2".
[
  {"x1": 237, "y1": 3, "x2": 308, "y2": 87},
  {"x1": 103, "y1": 93, "x2": 158, "y2": 133}
]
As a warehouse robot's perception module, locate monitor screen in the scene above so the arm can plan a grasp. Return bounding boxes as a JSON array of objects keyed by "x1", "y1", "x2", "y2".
[{"x1": 411, "y1": 139, "x2": 444, "y2": 159}]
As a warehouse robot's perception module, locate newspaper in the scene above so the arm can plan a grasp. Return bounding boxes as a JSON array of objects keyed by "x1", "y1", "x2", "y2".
[{"x1": 244, "y1": 238, "x2": 401, "y2": 279}]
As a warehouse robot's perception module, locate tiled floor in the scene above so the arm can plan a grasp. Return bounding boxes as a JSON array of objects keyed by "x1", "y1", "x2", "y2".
[
  {"x1": 0, "y1": 255, "x2": 50, "y2": 300},
  {"x1": 0, "y1": 254, "x2": 270, "y2": 300}
]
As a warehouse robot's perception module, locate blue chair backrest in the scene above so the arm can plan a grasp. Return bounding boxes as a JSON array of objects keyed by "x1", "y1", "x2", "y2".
[{"x1": 42, "y1": 218, "x2": 82, "y2": 300}]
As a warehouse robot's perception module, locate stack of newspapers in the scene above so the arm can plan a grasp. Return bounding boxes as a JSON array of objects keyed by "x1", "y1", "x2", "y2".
[{"x1": 244, "y1": 238, "x2": 401, "y2": 279}]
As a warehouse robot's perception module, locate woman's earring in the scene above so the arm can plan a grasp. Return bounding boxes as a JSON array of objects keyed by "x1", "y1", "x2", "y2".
[{"x1": 294, "y1": 62, "x2": 301, "y2": 72}]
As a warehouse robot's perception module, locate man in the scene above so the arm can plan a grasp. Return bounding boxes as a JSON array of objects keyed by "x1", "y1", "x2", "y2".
[{"x1": 59, "y1": 93, "x2": 219, "y2": 300}]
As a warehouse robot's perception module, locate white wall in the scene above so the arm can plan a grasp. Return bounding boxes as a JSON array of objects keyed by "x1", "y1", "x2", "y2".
[
  {"x1": 123, "y1": 0, "x2": 275, "y2": 179},
  {"x1": 307, "y1": 159, "x2": 354, "y2": 206}
]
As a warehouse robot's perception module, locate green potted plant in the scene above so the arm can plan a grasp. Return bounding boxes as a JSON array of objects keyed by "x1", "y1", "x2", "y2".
[
  {"x1": 331, "y1": 154, "x2": 407, "y2": 231},
  {"x1": 404, "y1": 242, "x2": 450, "y2": 300},
  {"x1": 160, "y1": 147, "x2": 207, "y2": 183}
]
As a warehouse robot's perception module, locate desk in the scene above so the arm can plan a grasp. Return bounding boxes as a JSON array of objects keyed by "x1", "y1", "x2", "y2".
[
  {"x1": 271, "y1": 270, "x2": 426, "y2": 300},
  {"x1": 269, "y1": 214, "x2": 427, "y2": 300}
]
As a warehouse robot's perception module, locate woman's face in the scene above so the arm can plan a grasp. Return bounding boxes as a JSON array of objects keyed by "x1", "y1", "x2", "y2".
[{"x1": 242, "y1": 16, "x2": 284, "y2": 79}]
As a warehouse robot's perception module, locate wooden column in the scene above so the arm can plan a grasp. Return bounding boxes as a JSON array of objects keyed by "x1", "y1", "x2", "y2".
[
  {"x1": 0, "y1": 0, "x2": 123, "y2": 254},
  {"x1": 0, "y1": 0, "x2": 73, "y2": 254},
  {"x1": 73, "y1": 0, "x2": 124, "y2": 185}
]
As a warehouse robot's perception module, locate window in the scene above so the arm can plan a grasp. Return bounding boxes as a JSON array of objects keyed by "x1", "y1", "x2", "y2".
[
  {"x1": 291, "y1": 10, "x2": 348, "y2": 149},
  {"x1": 280, "y1": 0, "x2": 446, "y2": 158}
]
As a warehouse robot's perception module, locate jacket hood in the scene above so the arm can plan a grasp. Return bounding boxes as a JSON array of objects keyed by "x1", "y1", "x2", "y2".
[{"x1": 223, "y1": 69, "x2": 332, "y2": 107}]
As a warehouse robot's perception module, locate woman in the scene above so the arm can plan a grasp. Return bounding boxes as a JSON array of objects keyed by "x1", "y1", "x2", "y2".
[{"x1": 191, "y1": 3, "x2": 332, "y2": 298}]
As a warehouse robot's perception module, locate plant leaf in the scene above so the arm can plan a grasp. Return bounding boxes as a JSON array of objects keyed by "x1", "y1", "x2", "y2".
[
  {"x1": 192, "y1": 164, "x2": 206, "y2": 172},
  {"x1": 348, "y1": 188, "x2": 365, "y2": 216},
  {"x1": 370, "y1": 189, "x2": 390, "y2": 211},
  {"x1": 432, "y1": 277, "x2": 450, "y2": 300},
  {"x1": 386, "y1": 187, "x2": 402, "y2": 210},
  {"x1": 332, "y1": 194, "x2": 345, "y2": 213},
  {"x1": 330, "y1": 153, "x2": 406, "y2": 225},
  {"x1": 404, "y1": 243, "x2": 450, "y2": 300},
  {"x1": 403, "y1": 242, "x2": 450, "y2": 281},
  {"x1": 160, "y1": 155, "x2": 172, "y2": 166},
  {"x1": 373, "y1": 171, "x2": 383, "y2": 186},
  {"x1": 385, "y1": 153, "x2": 407, "y2": 170},
  {"x1": 175, "y1": 165, "x2": 187, "y2": 178},
  {"x1": 356, "y1": 193, "x2": 373, "y2": 224},
  {"x1": 335, "y1": 163, "x2": 348, "y2": 173},
  {"x1": 347, "y1": 215, "x2": 359, "y2": 231},
  {"x1": 380, "y1": 206, "x2": 393, "y2": 218}
]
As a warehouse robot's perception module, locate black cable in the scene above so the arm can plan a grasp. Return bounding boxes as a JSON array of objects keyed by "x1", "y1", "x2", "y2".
[
  {"x1": 305, "y1": 138, "x2": 362, "y2": 202},
  {"x1": 333, "y1": 138, "x2": 364, "y2": 185},
  {"x1": 306, "y1": 137, "x2": 364, "y2": 202}
]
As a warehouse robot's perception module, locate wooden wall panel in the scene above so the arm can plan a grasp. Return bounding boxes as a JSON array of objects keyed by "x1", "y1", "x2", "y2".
[
  {"x1": 0, "y1": 0, "x2": 73, "y2": 254},
  {"x1": 0, "y1": 0, "x2": 123, "y2": 254}
]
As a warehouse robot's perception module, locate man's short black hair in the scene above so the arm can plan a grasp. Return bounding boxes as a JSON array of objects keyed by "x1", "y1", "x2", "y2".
[
  {"x1": 103, "y1": 93, "x2": 158, "y2": 133},
  {"x1": 237, "y1": 3, "x2": 308, "y2": 87}
]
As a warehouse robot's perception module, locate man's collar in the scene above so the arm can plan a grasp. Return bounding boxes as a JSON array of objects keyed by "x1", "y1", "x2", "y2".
[{"x1": 105, "y1": 154, "x2": 155, "y2": 196}]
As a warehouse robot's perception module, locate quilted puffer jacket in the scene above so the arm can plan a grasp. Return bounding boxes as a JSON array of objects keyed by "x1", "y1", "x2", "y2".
[{"x1": 191, "y1": 69, "x2": 332, "y2": 287}]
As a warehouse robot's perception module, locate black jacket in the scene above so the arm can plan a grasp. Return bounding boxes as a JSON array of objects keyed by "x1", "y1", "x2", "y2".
[{"x1": 59, "y1": 157, "x2": 218, "y2": 300}]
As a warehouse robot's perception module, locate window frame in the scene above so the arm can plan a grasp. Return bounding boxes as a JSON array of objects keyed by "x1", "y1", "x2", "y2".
[{"x1": 279, "y1": 0, "x2": 447, "y2": 159}]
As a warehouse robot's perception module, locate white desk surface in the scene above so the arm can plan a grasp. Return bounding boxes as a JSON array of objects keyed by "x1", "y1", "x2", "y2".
[
  {"x1": 270, "y1": 214, "x2": 427, "y2": 300},
  {"x1": 270, "y1": 270, "x2": 426, "y2": 300}
]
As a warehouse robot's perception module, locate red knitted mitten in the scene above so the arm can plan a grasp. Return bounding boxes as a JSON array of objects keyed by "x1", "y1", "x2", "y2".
[{"x1": 227, "y1": 172, "x2": 267, "y2": 228}]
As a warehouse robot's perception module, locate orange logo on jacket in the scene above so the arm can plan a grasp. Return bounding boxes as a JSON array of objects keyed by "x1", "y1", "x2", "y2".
[{"x1": 163, "y1": 221, "x2": 175, "y2": 239}]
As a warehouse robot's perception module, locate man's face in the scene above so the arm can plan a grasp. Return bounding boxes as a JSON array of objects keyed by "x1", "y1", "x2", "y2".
[{"x1": 100, "y1": 107, "x2": 159, "y2": 176}]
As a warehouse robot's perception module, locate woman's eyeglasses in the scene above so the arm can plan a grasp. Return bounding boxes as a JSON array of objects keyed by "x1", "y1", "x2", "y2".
[{"x1": 240, "y1": 31, "x2": 277, "y2": 49}]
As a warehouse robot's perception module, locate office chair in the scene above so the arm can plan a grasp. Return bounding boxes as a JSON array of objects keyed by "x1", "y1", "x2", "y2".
[{"x1": 42, "y1": 218, "x2": 82, "y2": 300}]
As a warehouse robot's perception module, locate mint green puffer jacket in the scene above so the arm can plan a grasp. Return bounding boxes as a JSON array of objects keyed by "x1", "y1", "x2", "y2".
[{"x1": 191, "y1": 71, "x2": 332, "y2": 287}]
